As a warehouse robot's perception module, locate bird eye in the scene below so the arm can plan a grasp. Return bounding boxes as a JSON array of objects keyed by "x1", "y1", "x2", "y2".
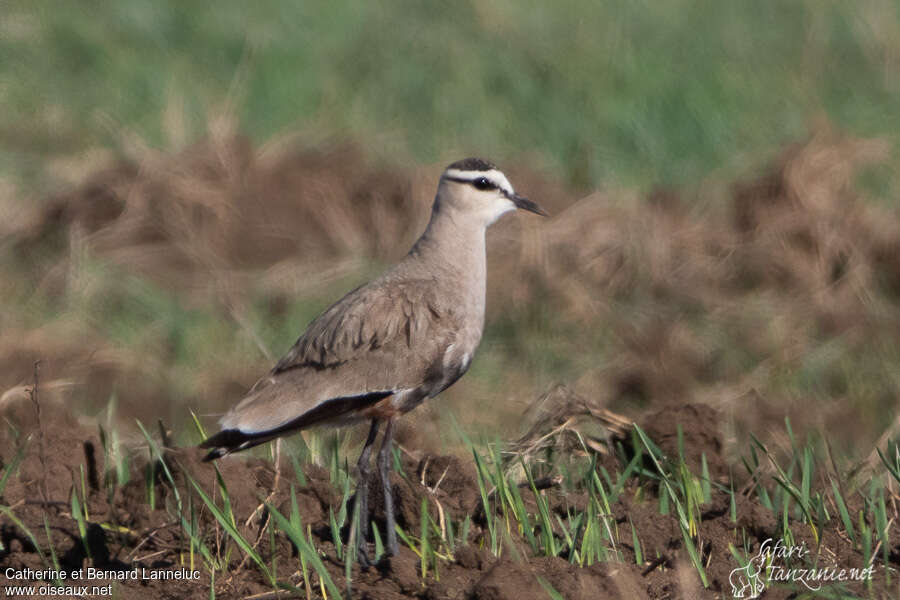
[{"x1": 472, "y1": 177, "x2": 494, "y2": 191}]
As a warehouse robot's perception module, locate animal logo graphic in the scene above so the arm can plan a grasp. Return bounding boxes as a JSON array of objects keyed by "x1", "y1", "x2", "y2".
[{"x1": 729, "y1": 555, "x2": 766, "y2": 598}]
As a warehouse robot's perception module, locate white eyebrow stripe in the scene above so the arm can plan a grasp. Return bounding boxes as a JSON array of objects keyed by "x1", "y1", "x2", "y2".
[{"x1": 442, "y1": 168, "x2": 515, "y2": 196}]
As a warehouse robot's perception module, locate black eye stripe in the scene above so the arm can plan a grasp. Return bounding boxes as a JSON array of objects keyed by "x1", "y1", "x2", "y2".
[
  {"x1": 445, "y1": 175, "x2": 499, "y2": 191},
  {"x1": 473, "y1": 177, "x2": 495, "y2": 190}
]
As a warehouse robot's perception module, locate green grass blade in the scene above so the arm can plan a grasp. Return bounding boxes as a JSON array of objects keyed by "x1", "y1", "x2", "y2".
[
  {"x1": 420, "y1": 497, "x2": 430, "y2": 580},
  {"x1": 630, "y1": 518, "x2": 643, "y2": 566},
  {"x1": 0, "y1": 506, "x2": 48, "y2": 567},
  {"x1": 395, "y1": 524, "x2": 422, "y2": 559},
  {"x1": 830, "y1": 479, "x2": 854, "y2": 544},
  {"x1": 187, "y1": 473, "x2": 273, "y2": 584},
  {"x1": 876, "y1": 446, "x2": 900, "y2": 486},
  {"x1": 633, "y1": 425, "x2": 690, "y2": 533},
  {"x1": 700, "y1": 454, "x2": 711, "y2": 504},
  {"x1": 372, "y1": 521, "x2": 384, "y2": 561},
  {"x1": 345, "y1": 484, "x2": 362, "y2": 598},
  {"x1": 266, "y1": 501, "x2": 342, "y2": 599},
  {"x1": 609, "y1": 451, "x2": 643, "y2": 504},
  {"x1": 0, "y1": 442, "x2": 27, "y2": 498},
  {"x1": 681, "y1": 528, "x2": 709, "y2": 588},
  {"x1": 525, "y1": 462, "x2": 557, "y2": 557},
  {"x1": 136, "y1": 419, "x2": 182, "y2": 512},
  {"x1": 801, "y1": 446, "x2": 812, "y2": 514},
  {"x1": 729, "y1": 482, "x2": 737, "y2": 523},
  {"x1": 329, "y1": 508, "x2": 343, "y2": 560},
  {"x1": 189, "y1": 409, "x2": 208, "y2": 441},
  {"x1": 875, "y1": 489, "x2": 889, "y2": 572},
  {"x1": 70, "y1": 487, "x2": 92, "y2": 560},
  {"x1": 471, "y1": 449, "x2": 497, "y2": 555},
  {"x1": 290, "y1": 454, "x2": 307, "y2": 487},
  {"x1": 42, "y1": 515, "x2": 62, "y2": 581},
  {"x1": 536, "y1": 575, "x2": 565, "y2": 600}
]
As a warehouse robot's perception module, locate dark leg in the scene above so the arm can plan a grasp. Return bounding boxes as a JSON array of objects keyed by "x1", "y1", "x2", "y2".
[
  {"x1": 377, "y1": 417, "x2": 398, "y2": 556},
  {"x1": 354, "y1": 419, "x2": 380, "y2": 566}
]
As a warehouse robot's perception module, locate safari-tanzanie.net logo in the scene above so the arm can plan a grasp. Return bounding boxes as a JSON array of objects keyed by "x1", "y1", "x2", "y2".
[{"x1": 729, "y1": 537, "x2": 875, "y2": 598}]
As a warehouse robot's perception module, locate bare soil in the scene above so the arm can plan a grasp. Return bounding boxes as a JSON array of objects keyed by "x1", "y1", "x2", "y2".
[{"x1": 1, "y1": 398, "x2": 894, "y2": 599}]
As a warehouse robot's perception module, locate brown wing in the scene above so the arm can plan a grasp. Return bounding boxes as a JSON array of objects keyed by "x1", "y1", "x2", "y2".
[
  {"x1": 222, "y1": 277, "x2": 457, "y2": 430},
  {"x1": 269, "y1": 278, "x2": 449, "y2": 376},
  {"x1": 206, "y1": 277, "x2": 467, "y2": 453}
]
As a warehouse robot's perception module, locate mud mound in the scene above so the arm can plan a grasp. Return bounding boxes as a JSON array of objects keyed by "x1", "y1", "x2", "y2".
[
  {"x1": 18, "y1": 138, "x2": 419, "y2": 292},
  {"x1": 639, "y1": 403, "x2": 727, "y2": 483},
  {"x1": 507, "y1": 130, "x2": 894, "y2": 320},
  {"x1": 730, "y1": 134, "x2": 894, "y2": 306},
  {"x1": 17, "y1": 136, "x2": 574, "y2": 296},
  {"x1": 497, "y1": 129, "x2": 899, "y2": 445}
]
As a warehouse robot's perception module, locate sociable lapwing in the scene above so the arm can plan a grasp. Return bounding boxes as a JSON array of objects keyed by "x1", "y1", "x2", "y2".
[{"x1": 200, "y1": 158, "x2": 547, "y2": 564}]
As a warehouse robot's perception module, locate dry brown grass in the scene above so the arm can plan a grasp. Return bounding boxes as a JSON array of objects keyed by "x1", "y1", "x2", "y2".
[
  {"x1": 2, "y1": 127, "x2": 899, "y2": 455},
  {"x1": 497, "y1": 128, "x2": 899, "y2": 453}
]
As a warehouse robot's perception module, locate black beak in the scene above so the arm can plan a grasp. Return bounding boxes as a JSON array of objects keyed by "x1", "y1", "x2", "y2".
[{"x1": 510, "y1": 193, "x2": 549, "y2": 217}]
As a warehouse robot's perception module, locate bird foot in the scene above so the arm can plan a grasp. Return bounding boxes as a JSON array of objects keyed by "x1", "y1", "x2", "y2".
[
  {"x1": 353, "y1": 537, "x2": 397, "y2": 569},
  {"x1": 357, "y1": 548, "x2": 374, "y2": 569},
  {"x1": 373, "y1": 552, "x2": 398, "y2": 574}
]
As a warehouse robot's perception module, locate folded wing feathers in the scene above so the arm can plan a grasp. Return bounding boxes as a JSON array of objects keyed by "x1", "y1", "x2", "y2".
[
  {"x1": 273, "y1": 280, "x2": 446, "y2": 373},
  {"x1": 201, "y1": 390, "x2": 395, "y2": 461},
  {"x1": 204, "y1": 279, "x2": 456, "y2": 457}
]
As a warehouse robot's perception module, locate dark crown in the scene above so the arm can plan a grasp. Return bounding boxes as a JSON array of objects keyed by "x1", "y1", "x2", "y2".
[{"x1": 446, "y1": 157, "x2": 497, "y2": 172}]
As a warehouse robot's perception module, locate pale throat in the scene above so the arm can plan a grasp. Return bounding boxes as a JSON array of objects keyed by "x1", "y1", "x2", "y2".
[
  {"x1": 485, "y1": 200, "x2": 516, "y2": 225},
  {"x1": 413, "y1": 208, "x2": 488, "y2": 314}
]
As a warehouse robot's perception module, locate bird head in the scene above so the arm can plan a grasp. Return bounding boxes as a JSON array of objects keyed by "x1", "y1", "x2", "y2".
[{"x1": 437, "y1": 158, "x2": 548, "y2": 225}]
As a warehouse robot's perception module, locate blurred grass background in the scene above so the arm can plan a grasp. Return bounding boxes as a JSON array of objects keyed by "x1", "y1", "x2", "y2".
[
  {"x1": 2, "y1": 0, "x2": 900, "y2": 456},
  {"x1": 5, "y1": 0, "x2": 900, "y2": 190}
]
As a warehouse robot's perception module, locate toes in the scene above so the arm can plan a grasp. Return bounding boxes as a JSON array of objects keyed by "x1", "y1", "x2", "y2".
[{"x1": 357, "y1": 547, "x2": 373, "y2": 568}]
